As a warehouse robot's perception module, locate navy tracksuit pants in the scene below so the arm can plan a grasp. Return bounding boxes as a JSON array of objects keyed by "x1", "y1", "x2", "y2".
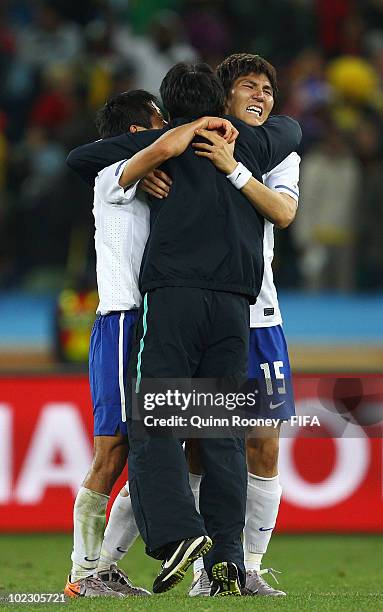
[{"x1": 126, "y1": 287, "x2": 249, "y2": 584}]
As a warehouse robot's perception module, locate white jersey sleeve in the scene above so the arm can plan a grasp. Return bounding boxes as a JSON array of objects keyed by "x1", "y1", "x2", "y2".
[
  {"x1": 264, "y1": 152, "x2": 300, "y2": 203},
  {"x1": 249, "y1": 152, "x2": 301, "y2": 329},
  {"x1": 94, "y1": 159, "x2": 139, "y2": 205}
]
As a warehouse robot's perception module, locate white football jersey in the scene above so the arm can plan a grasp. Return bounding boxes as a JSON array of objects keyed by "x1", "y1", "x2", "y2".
[
  {"x1": 249, "y1": 152, "x2": 300, "y2": 328},
  {"x1": 93, "y1": 160, "x2": 149, "y2": 314}
]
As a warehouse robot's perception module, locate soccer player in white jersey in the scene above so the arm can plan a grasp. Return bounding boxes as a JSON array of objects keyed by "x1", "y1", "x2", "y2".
[
  {"x1": 64, "y1": 89, "x2": 237, "y2": 598},
  {"x1": 135, "y1": 54, "x2": 300, "y2": 596},
  {"x1": 188, "y1": 53, "x2": 300, "y2": 597},
  {"x1": 64, "y1": 90, "x2": 164, "y2": 599}
]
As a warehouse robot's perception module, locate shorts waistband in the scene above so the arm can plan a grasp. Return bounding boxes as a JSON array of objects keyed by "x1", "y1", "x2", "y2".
[{"x1": 96, "y1": 309, "x2": 139, "y2": 319}]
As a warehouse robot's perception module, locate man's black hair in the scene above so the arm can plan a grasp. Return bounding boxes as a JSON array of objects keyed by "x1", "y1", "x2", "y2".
[
  {"x1": 217, "y1": 53, "x2": 278, "y2": 98},
  {"x1": 95, "y1": 90, "x2": 160, "y2": 138},
  {"x1": 160, "y1": 62, "x2": 225, "y2": 120}
]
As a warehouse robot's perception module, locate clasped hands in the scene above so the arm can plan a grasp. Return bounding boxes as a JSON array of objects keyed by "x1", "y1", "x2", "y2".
[{"x1": 139, "y1": 117, "x2": 238, "y2": 199}]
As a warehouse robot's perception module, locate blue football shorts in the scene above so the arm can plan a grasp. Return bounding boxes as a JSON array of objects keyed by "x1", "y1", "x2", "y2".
[
  {"x1": 89, "y1": 310, "x2": 138, "y2": 436},
  {"x1": 248, "y1": 324, "x2": 295, "y2": 420}
]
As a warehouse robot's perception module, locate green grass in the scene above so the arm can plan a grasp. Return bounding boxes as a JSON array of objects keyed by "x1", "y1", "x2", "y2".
[{"x1": 0, "y1": 534, "x2": 382, "y2": 611}]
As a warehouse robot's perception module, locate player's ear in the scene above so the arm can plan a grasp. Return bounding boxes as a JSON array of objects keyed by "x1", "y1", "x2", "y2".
[{"x1": 129, "y1": 125, "x2": 146, "y2": 133}]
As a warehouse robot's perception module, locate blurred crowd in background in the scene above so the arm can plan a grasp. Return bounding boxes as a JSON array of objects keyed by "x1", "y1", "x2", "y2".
[{"x1": 0, "y1": 0, "x2": 383, "y2": 295}]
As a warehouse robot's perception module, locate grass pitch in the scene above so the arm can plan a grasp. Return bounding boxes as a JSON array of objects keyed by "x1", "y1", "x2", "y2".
[{"x1": 0, "y1": 534, "x2": 382, "y2": 611}]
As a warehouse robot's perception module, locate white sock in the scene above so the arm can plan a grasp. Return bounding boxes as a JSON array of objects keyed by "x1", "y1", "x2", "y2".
[
  {"x1": 98, "y1": 483, "x2": 139, "y2": 571},
  {"x1": 189, "y1": 472, "x2": 201, "y2": 512},
  {"x1": 244, "y1": 473, "x2": 282, "y2": 572},
  {"x1": 189, "y1": 473, "x2": 204, "y2": 575},
  {"x1": 71, "y1": 487, "x2": 109, "y2": 581}
]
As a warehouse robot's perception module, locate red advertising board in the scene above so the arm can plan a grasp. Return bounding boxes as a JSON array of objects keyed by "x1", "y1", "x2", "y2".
[{"x1": 0, "y1": 375, "x2": 381, "y2": 532}]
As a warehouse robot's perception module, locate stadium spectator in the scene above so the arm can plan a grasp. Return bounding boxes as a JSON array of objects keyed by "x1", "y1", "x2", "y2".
[
  {"x1": 281, "y1": 48, "x2": 332, "y2": 151},
  {"x1": 111, "y1": 10, "x2": 197, "y2": 94},
  {"x1": 353, "y1": 116, "x2": 383, "y2": 289},
  {"x1": 16, "y1": 1, "x2": 83, "y2": 70},
  {"x1": 293, "y1": 122, "x2": 361, "y2": 292},
  {"x1": 9, "y1": 124, "x2": 67, "y2": 280},
  {"x1": 29, "y1": 63, "x2": 76, "y2": 132}
]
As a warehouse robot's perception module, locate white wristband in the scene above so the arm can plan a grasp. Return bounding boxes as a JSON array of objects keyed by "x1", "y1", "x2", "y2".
[{"x1": 226, "y1": 162, "x2": 252, "y2": 190}]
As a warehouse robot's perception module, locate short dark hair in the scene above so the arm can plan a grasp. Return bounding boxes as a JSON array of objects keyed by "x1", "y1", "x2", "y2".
[
  {"x1": 95, "y1": 90, "x2": 160, "y2": 138},
  {"x1": 160, "y1": 62, "x2": 225, "y2": 120},
  {"x1": 216, "y1": 53, "x2": 278, "y2": 98}
]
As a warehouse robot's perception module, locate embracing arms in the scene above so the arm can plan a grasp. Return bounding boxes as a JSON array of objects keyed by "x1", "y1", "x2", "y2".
[
  {"x1": 67, "y1": 114, "x2": 300, "y2": 188},
  {"x1": 67, "y1": 111, "x2": 300, "y2": 225},
  {"x1": 192, "y1": 130, "x2": 299, "y2": 228},
  {"x1": 142, "y1": 127, "x2": 300, "y2": 228},
  {"x1": 117, "y1": 117, "x2": 238, "y2": 189},
  {"x1": 67, "y1": 117, "x2": 238, "y2": 187}
]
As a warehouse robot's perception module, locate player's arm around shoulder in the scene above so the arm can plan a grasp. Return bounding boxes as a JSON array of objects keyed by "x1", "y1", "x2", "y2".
[
  {"x1": 116, "y1": 116, "x2": 238, "y2": 191},
  {"x1": 230, "y1": 149, "x2": 300, "y2": 228},
  {"x1": 132, "y1": 117, "x2": 239, "y2": 199},
  {"x1": 114, "y1": 124, "x2": 200, "y2": 193},
  {"x1": 66, "y1": 130, "x2": 161, "y2": 186},
  {"x1": 192, "y1": 128, "x2": 300, "y2": 229}
]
